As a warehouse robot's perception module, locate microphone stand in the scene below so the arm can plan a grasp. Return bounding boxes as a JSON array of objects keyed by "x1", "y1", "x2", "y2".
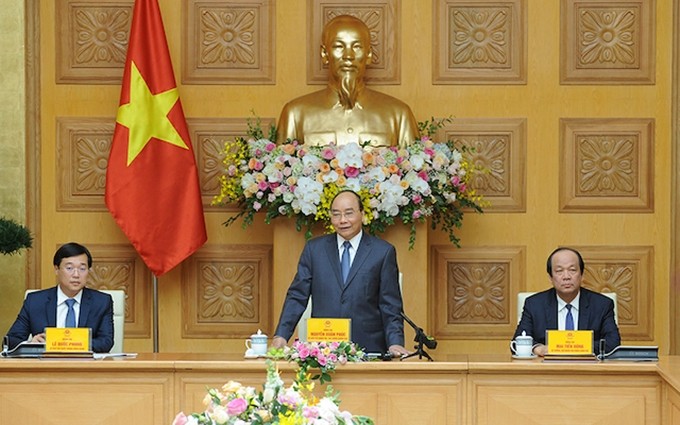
[{"x1": 400, "y1": 311, "x2": 436, "y2": 361}]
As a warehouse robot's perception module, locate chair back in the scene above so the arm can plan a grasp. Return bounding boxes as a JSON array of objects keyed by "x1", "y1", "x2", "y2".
[
  {"x1": 517, "y1": 291, "x2": 618, "y2": 324},
  {"x1": 25, "y1": 289, "x2": 125, "y2": 353}
]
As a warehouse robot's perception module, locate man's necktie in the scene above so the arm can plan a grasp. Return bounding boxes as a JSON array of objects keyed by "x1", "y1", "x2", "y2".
[
  {"x1": 65, "y1": 298, "x2": 76, "y2": 328},
  {"x1": 341, "y1": 241, "x2": 351, "y2": 284},
  {"x1": 565, "y1": 304, "x2": 574, "y2": 330}
]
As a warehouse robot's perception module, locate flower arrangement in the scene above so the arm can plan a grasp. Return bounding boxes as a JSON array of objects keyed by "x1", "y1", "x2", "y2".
[
  {"x1": 172, "y1": 359, "x2": 374, "y2": 425},
  {"x1": 269, "y1": 340, "x2": 365, "y2": 385},
  {"x1": 212, "y1": 118, "x2": 484, "y2": 248}
]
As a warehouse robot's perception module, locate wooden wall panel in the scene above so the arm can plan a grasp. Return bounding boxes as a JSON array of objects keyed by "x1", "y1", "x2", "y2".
[
  {"x1": 181, "y1": 244, "x2": 272, "y2": 339},
  {"x1": 183, "y1": 0, "x2": 275, "y2": 84},
  {"x1": 438, "y1": 118, "x2": 527, "y2": 212},
  {"x1": 433, "y1": 0, "x2": 527, "y2": 84},
  {"x1": 55, "y1": 0, "x2": 131, "y2": 84},
  {"x1": 560, "y1": 0, "x2": 655, "y2": 84},
  {"x1": 430, "y1": 245, "x2": 526, "y2": 339},
  {"x1": 560, "y1": 118, "x2": 654, "y2": 212}
]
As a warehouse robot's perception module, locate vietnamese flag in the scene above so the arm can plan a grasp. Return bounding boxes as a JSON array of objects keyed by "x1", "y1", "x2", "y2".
[{"x1": 106, "y1": 0, "x2": 207, "y2": 276}]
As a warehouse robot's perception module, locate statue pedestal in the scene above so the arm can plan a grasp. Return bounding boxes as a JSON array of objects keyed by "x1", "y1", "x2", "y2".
[{"x1": 272, "y1": 220, "x2": 428, "y2": 347}]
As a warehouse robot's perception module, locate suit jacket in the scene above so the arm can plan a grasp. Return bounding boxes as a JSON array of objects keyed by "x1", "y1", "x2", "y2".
[
  {"x1": 274, "y1": 233, "x2": 404, "y2": 353},
  {"x1": 5, "y1": 286, "x2": 114, "y2": 353},
  {"x1": 513, "y1": 287, "x2": 621, "y2": 354}
]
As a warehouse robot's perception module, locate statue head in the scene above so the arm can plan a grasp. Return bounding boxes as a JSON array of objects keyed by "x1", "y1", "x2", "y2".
[{"x1": 320, "y1": 15, "x2": 373, "y2": 108}]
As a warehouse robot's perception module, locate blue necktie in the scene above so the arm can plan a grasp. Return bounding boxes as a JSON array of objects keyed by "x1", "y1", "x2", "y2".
[
  {"x1": 341, "y1": 241, "x2": 351, "y2": 284},
  {"x1": 65, "y1": 298, "x2": 77, "y2": 328},
  {"x1": 565, "y1": 304, "x2": 574, "y2": 330}
]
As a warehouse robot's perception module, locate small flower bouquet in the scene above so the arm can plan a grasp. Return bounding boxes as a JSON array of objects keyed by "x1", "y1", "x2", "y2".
[
  {"x1": 172, "y1": 360, "x2": 374, "y2": 425},
  {"x1": 269, "y1": 340, "x2": 365, "y2": 385},
  {"x1": 213, "y1": 118, "x2": 484, "y2": 248}
]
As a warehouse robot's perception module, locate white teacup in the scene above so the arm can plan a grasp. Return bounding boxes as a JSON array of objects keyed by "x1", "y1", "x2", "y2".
[
  {"x1": 510, "y1": 334, "x2": 534, "y2": 357},
  {"x1": 245, "y1": 331, "x2": 268, "y2": 356}
]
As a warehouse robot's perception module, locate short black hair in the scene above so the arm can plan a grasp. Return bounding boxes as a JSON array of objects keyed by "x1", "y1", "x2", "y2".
[
  {"x1": 330, "y1": 190, "x2": 362, "y2": 210},
  {"x1": 53, "y1": 242, "x2": 92, "y2": 268},
  {"x1": 546, "y1": 247, "x2": 584, "y2": 276}
]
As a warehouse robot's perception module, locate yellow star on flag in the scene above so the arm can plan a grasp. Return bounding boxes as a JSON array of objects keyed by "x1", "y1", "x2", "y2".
[{"x1": 116, "y1": 61, "x2": 188, "y2": 165}]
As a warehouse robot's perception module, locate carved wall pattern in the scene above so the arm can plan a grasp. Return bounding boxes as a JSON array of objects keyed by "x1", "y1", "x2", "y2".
[
  {"x1": 560, "y1": 118, "x2": 654, "y2": 212},
  {"x1": 308, "y1": 0, "x2": 400, "y2": 84},
  {"x1": 438, "y1": 118, "x2": 526, "y2": 212},
  {"x1": 560, "y1": 0, "x2": 655, "y2": 84},
  {"x1": 56, "y1": 118, "x2": 114, "y2": 211},
  {"x1": 183, "y1": 0, "x2": 275, "y2": 84},
  {"x1": 73, "y1": 243, "x2": 151, "y2": 338},
  {"x1": 433, "y1": 0, "x2": 527, "y2": 84},
  {"x1": 181, "y1": 245, "x2": 272, "y2": 338},
  {"x1": 56, "y1": 0, "x2": 132, "y2": 84},
  {"x1": 577, "y1": 246, "x2": 654, "y2": 340},
  {"x1": 188, "y1": 117, "x2": 275, "y2": 210},
  {"x1": 431, "y1": 245, "x2": 525, "y2": 339}
]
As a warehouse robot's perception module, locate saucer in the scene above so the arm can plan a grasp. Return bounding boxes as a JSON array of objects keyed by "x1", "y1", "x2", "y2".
[
  {"x1": 244, "y1": 351, "x2": 268, "y2": 359},
  {"x1": 512, "y1": 354, "x2": 537, "y2": 360}
]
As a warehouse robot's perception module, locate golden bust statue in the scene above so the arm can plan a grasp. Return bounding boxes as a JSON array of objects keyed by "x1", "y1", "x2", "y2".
[{"x1": 276, "y1": 15, "x2": 419, "y2": 148}]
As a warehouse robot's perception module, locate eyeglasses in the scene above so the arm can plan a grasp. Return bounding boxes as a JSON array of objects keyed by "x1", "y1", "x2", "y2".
[
  {"x1": 61, "y1": 265, "x2": 89, "y2": 275},
  {"x1": 331, "y1": 209, "x2": 358, "y2": 220}
]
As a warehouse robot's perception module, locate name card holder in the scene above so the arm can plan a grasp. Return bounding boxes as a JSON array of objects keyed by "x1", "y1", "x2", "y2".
[
  {"x1": 44, "y1": 327, "x2": 93, "y2": 358},
  {"x1": 306, "y1": 318, "x2": 351, "y2": 342}
]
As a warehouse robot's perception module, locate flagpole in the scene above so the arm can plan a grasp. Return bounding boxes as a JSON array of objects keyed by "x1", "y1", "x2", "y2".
[{"x1": 153, "y1": 274, "x2": 159, "y2": 353}]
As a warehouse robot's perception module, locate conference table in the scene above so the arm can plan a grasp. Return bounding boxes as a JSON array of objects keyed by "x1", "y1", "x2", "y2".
[{"x1": 1, "y1": 352, "x2": 678, "y2": 424}]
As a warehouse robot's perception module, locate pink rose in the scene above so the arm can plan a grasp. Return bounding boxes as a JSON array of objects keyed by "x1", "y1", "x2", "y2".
[
  {"x1": 226, "y1": 398, "x2": 248, "y2": 416},
  {"x1": 265, "y1": 142, "x2": 276, "y2": 152},
  {"x1": 322, "y1": 147, "x2": 336, "y2": 160},
  {"x1": 344, "y1": 166, "x2": 360, "y2": 178}
]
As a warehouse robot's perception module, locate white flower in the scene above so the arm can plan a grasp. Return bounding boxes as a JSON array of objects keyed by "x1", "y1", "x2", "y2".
[
  {"x1": 404, "y1": 170, "x2": 429, "y2": 194},
  {"x1": 335, "y1": 143, "x2": 364, "y2": 168},
  {"x1": 211, "y1": 406, "x2": 229, "y2": 424}
]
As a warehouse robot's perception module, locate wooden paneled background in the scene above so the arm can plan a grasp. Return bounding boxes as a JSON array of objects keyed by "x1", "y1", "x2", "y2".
[{"x1": 0, "y1": 0, "x2": 678, "y2": 356}]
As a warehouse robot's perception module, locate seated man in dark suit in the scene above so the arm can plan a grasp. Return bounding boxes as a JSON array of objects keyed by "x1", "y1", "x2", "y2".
[
  {"x1": 271, "y1": 190, "x2": 409, "y2": 357},
  {"x1": 513, "y1": 247, "x2": 621, "y2": 356},
  {"x1": 5, "y1": 242, "x2": 114, "y2": 353}
]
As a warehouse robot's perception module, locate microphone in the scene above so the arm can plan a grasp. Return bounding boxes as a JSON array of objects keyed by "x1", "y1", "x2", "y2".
[{"x1": 400, "y1": 311, "x2": 437, "y2": 350}]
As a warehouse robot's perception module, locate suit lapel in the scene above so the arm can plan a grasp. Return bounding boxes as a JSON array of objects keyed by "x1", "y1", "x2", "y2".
[
  {"x1": 545, "y1": 290, "x2": 558, "y2": 329},
  {"x1": 46, "y1": 287, "x2": 58, "y2": 327},
  {"x1": 344, "y1": 234, "x2": 372, "y2": 289},
  {"x1": 78, "y1": 288, "x2": 91, "y2": 327},
  {"x1": 324, "y1": 236, "x2": 344, "y2": 289},
  {"x1": 578, "y1": 289, "x2": 590, "y2": 329}
]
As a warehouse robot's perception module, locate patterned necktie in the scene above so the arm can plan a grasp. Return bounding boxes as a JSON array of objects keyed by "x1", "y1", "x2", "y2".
[
  {"x1": 341, "y1": 241, "x2": 351, "y2": 284},
  {"x1": 65, "y1": 298, "x2": 77, "y2": 328},
  {"x1": 565, "y1": 304, "x2": 574, "y2": 330}
]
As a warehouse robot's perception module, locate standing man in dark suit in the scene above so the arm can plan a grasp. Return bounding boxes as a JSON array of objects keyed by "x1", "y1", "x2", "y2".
[
  {"x1": 5, "y1": 242, "x2": 114, "y2": 353},
  {"x1": 271, "y1": 190, "x2": 409, "y2": 356},
  {"x1": 514, "y1": 247, "x2": 621, "y2": 356}
]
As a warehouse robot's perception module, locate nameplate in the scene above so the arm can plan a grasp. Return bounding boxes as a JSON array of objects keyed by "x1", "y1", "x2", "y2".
[
  {"x1": 306, "y1": 318, "x2": 351, "y2": 342},
  {"x1": 45, "y1": 327, "x2": 92, "y2": 352},
  {"x1": 546, "y1": 330, "x2": 593, "y2": 355}
]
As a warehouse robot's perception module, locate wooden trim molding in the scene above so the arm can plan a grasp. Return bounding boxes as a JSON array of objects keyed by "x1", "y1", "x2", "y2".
[{"x1": 671, "y1": 0, "x2": 680, "y2": 354}]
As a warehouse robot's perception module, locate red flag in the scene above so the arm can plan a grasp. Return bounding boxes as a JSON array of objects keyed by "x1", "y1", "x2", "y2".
[{"x1": 106, "y1": 0, "x2": 207, "y2": 276}]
